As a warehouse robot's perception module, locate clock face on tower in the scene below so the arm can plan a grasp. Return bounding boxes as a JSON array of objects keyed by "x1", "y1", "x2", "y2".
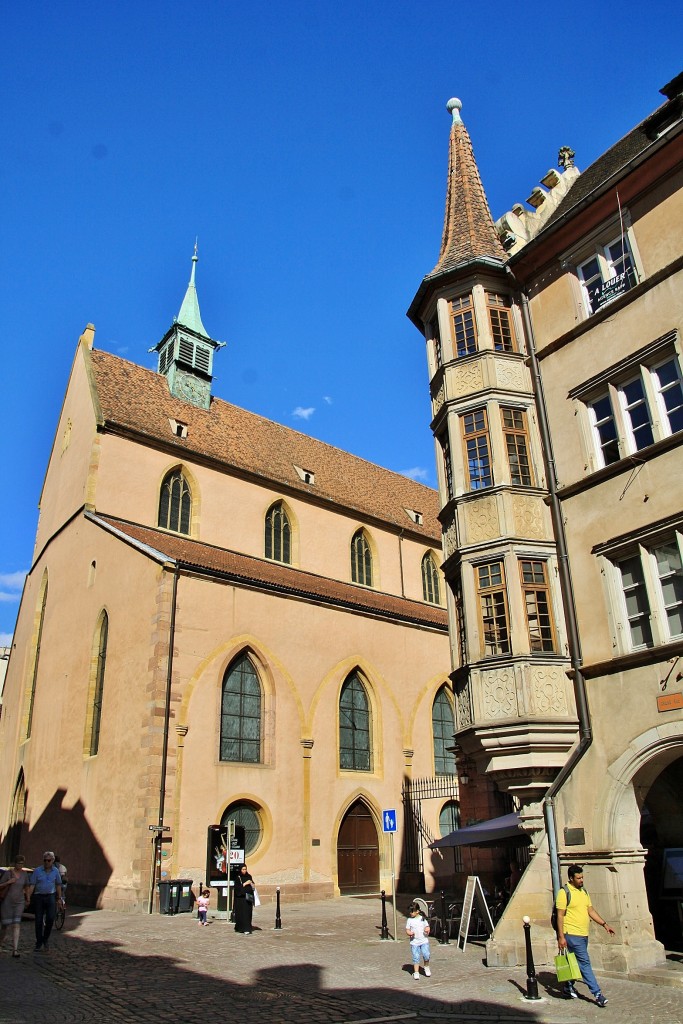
[{"x1": 173, "y1": 371, "x2": 207, "y2": 408}]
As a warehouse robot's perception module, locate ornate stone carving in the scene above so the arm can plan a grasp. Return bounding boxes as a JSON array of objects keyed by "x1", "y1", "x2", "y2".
[
  {"x1": 432, "y1": 381, "x2": 446, "y2": 416},
  {"x1": 455, "y1": 682, "x2": 472, "y2": 729},
  {"x1": 465, "y1": 496, "x2": 499, "y2": 542},
  {"x1": 451, "y1": 361, "x2": 483, "y2": 396},
  {"x1": 443, "y1": 516, "x2": 459, "y2": 558},
  {"x1": 529, "y1": 666, "x2": 568, "y2": 716},
  {"x1": 495, "y1": 358, "x2": 526, "y2": 392},
  {"x1": 512, "y1": 494, "x2": 545, "y2": 538},
  {"x1": 482, "y1": 668, "x2": 518, "y2": 720}
]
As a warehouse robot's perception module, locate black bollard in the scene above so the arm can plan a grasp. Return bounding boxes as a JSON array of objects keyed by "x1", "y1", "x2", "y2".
[
  {"x1": 439, "y1": 889, "x2": 450, "y2": 944},
  {"x1": 380, "y1": 890, "x2": 389, "y2": 939},
  {"x1": 522, "y1": 917, "x2": 541, "y2": 1000},
  {"x1": 275, "y1": 886, "x2": 282, "y2": 929}
]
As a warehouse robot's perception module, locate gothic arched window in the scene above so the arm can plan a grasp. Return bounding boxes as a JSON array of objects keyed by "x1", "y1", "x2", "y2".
[
  {"x1": 339, "y1": 672, "x2": 371, "y2": 771},
  {"x1": 158, "y1": 469, "x2": 191, "y2": 534},
  {"x1": 265, "y1": 502, "x2": 291, "y2": 564},
  {"x1": 351, "y1": 530, "x2": 373, "y2": 587},
  {"x1": 220, "y1": 654, "x2": 262, "y2": 763},
  {"x1": 422, "y1": 552, "x2": 441, "y2": 604}
]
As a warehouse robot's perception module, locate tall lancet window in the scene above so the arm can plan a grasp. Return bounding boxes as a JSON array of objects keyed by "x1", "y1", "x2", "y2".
[
  {"x1": 265, "y1": 502, "x2": 291, "y2": 564},
  {"x1": 158, "y1": 469, "x2": 192, "y2": 534},
  {"x1": 351, "y1": 530, "x2": 373, "y2": 587}
]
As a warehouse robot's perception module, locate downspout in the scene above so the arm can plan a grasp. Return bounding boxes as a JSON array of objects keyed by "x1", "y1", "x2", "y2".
[
  {"x1": 398, "y1": 529, "x2": 406, "y2": 597},
  {"x1": 512, "y1": 278, "x2": 593, "y2": 897},
  {"x1": 148, "y1": 563, "x2": 180, "y2": 913}
]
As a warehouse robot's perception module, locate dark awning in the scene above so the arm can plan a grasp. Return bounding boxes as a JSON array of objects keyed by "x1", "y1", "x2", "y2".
[{"x1": 429, "y1": 812, "x2": 528, "y2": 849}]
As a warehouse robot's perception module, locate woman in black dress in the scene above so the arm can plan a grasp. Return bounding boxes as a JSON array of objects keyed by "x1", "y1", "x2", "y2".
[{"x1": 233, "y1": 864, "x2": 255, "y2": 933}]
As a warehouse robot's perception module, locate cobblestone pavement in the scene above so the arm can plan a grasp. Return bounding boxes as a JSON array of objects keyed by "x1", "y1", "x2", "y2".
[{"x1": 1, "y1": 897, "x2": 683, "y2": 1024}]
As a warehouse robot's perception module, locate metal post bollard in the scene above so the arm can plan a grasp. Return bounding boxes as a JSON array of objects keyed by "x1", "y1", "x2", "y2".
[
  {"x1": 380, "y1": 890, "x2": 389, "y2": 939},
  {"x1": 274, "y1": 886, "x2": 282, "y2": 929},
  {"x1": 439, "y1": 889, "x2": 450, "y2": 944},
  {"x1": 522, "y1": 917, "x2": 541, "y2": 1000}
]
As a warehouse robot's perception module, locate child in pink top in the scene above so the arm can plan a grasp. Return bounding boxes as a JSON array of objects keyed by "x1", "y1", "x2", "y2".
[{"x1": 197, "y1": 890, "x2": 210, "y2": 926}]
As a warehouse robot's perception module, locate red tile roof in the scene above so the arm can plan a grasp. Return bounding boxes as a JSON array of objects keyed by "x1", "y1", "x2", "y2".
[
  {"x1": 93, "y1": 513, "x2": 449, "y2": 631},
  {"x1": 89, "y1": 349, "x2": 441, "y2": 541}
]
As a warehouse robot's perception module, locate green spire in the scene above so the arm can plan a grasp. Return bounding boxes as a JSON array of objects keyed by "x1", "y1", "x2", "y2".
[{"x1": 176, "y1": 241, "x2": 208, "y2": 337}]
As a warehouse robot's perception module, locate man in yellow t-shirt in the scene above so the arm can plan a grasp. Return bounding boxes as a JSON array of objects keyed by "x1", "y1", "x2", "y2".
[{"x1": 555, "y1": 864, "x2": 615, "y2": 1006}]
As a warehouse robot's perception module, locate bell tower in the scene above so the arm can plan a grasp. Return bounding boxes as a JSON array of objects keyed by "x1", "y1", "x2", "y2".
[
  {"x1": 408, "y1": 99, "x2": 577, "y2": 811},
  {"x1": 153, "y1": 244, "x2": 223, "y2": 409}
]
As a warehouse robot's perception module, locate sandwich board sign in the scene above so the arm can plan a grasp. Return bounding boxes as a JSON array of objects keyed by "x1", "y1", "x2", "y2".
[{"x1": 457, "y1": 875, "x2": 495, "y2": 951}]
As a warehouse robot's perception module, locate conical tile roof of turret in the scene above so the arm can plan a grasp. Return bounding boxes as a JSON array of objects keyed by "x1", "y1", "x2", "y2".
[{"x1": 429, "y1": 98, "x2": 506, "y2": 276}]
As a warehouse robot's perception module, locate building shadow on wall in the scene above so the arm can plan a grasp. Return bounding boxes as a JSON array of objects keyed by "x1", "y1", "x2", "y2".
[{"x1": 3, "y1": 787, "x2": 112, "y2": 907}]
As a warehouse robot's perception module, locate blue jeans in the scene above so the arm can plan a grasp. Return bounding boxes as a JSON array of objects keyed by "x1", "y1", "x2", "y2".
[
  {"x1": 565, "y1": 934, "x2": 601, "y2": 996},
  {"x1": 34, "y1": 893, "x2": 56, "y2": 947},
  {"x1": 410, "y1": 941, "x2": 430, "y2": 965}
]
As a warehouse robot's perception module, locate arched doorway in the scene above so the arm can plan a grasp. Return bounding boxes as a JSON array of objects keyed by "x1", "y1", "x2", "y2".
[
  {"x1": 337, "y1": 799, "x2": 380, "y2": 895},
  {"x1": 641, "y1": 755, "x2": 683, "y2": 951}
]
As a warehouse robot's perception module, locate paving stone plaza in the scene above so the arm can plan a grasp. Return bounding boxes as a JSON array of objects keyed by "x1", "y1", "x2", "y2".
[{"x1": 2, "y1": 895, "x2": 683, "y2": 1024}]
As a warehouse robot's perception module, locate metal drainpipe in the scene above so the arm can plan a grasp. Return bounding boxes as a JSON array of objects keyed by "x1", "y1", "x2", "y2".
[
  {"x1": 512, "y1": 278, "x2": 593, "y2": 897},
  {"x1": 148, "y1": 564, "x2": 179, "y2": 913}
]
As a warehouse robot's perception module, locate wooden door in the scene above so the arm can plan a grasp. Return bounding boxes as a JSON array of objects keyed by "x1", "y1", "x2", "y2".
[{"x1": 337, "y1": 799, "x2": 379, "y2": 894}]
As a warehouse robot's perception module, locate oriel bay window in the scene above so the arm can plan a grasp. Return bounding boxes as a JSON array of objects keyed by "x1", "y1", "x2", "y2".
[
  {"x1": 487, "y1": 293, "x2": 516, "y2": 353},
  {"x1": 476, "y1": 561, "x2": 510, "y2": 656},
  {"x1": 519, "y1": 559, "x2": 556, "y2": 652},
  {"x1": 450, "y1": 294, "x2": 478, "y2": 357},
  {"x1": 502, "y1": 407, "x2": 533, "y2": 486},
  {"x1": 462, "y1": 409, "x2": 492, "y2": 490}
]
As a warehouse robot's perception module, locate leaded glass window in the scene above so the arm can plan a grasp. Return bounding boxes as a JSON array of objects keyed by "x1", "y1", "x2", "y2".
[
  {"x1": 339, "y1": 673, "x2": 371, "y2": 771},
  {"x1": 265, "y1": 502, "x2": 291, "y2": 563},
  {"x1": 220, "y1": 654, "x2": 262, "y2": 763},
  {"x1": 158, "y1": 469, "x2": 191, "y2": 534}
]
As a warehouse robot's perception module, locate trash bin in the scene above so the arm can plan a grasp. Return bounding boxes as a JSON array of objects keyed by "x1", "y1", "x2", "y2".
[
  {"x1": 176, "y1": 879, "x2": 194, "y2": 914},
  {"x1": 158, "y1": 879, "x2": 180, "y2": 915}
]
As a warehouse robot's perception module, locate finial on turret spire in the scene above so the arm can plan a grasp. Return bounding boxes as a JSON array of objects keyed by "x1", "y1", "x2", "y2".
[{"x1": 447, "y1": 97, "x2": 463, "y2": 124}]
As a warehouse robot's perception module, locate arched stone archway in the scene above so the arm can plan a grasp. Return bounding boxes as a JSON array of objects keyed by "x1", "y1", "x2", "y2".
[{"x1": 337, "y1": 799, "x2": 380, "y2": 895}]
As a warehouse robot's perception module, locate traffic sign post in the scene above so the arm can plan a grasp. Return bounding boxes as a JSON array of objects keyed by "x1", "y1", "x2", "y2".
[{"x1": 382, "y1": 809, "x2": 398, "y2": 940}]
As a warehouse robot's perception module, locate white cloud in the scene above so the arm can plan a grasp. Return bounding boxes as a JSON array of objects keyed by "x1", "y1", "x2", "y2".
[
  {"x1": 0, "y1": 571, "x2": 27, "y2": 590},
  {"x1": 292, "y1": 406, "x2": 315, "y2": 421},
  {"x1": 0, "y1": 593, "x2": 21, "y2": 603},
  {"x1": 0, "y1": 632, "x2": 13, "y2": 646},
  {"x1": 323, "y1": 396, "x2": 333, "y2": 405},
  {"x1": 400, "y1": 466, "x2": 429, "y2": 481}
]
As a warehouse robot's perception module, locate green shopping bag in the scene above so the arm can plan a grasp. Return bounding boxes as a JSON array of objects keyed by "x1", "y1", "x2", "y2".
[{"x1": 555, "y1": 951, "x2": 582, "y2": 982}]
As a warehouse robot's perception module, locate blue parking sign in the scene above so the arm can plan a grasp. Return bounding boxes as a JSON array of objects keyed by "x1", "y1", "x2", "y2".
[{"x1": 382, "y1": 809, "x2": 397, "y2": 833}]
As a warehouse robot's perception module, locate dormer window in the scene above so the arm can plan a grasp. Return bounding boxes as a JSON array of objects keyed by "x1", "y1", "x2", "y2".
[
  {"x1": 405, "y1": 508, "x2": 423, "y2": 526},
  {"x1": 293, "y1": 465, "x2": 315, "y2": 485},
  {"x1": 169, "y1": 419, "x2": 188, "y2": 440}
]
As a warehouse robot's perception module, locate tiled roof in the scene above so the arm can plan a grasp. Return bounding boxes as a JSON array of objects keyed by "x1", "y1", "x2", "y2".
[
  {"x1": 89, "y1": 349, "x2": 441, "y2": 540},
  {"x1": 539, "y1": 93, "x2": 683, "y2": 233},
  {"x1": 94, "y1": 514, "x2": 449, "y2": 631},
  {"x1": 429, "y1": 112, "x2": 506, "y2": 277}
]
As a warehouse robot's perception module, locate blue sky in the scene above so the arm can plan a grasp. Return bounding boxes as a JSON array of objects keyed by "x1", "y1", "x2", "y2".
[{"x1": 1, "y1": 0, "x2": 680, "y2": 642}]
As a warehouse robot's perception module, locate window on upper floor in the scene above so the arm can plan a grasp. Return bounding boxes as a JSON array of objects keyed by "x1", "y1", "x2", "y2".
[
  {"x1": 611, "y1": 534, "x2": 683, "y2": 651},
  {"x1": 220, "y1": 653, "x2": 262, "y2": 763},
  {"x1": 462, "y1": 409, "x2": 492, "y2": 490},
  {"x1": 438, "y1": 432, "x2": 454, "y2": 500},
  {"x1": 502, "y1": 407, "x2": 533, "y2": 486},
  {"x1": 577, "y1": 233, "x2": 636, "y2": 316},
  {"x1": 351, "y1": 529, "x2": 373, "y2": 587},
  {"x1": 339, "y1": 672, "x2": 371, "y2": 771},
  {"x1": 432, "y1": 687, "x2": 456, "y2": 775},
  {"x1": 429, "y1": 318, "x2": 442, "y2": 370},
  {"x1": 487, "y1": 293, "x2": 517, "y2": 353},
  {"x1": 519, "y1": 559, "x2": 557, "y2": 653},
  {"x1": 476, "y1": 560, "x2": 510, "y2": 657},
  {"x1": 450, "y1": 294, "x2": 478, "y2": 357},
  {"x1": 265, "y1": 501, "x2": 291, "y2": 564},
  {"x1": 158, "y1": 469, "x2": 192, "y2": 534},
  {"x1": 422, "y1": 552, "x2": 441, "y2": 605},
  {"x1": 580, "y1": 341, "x2": 683, "y2": 469}
]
